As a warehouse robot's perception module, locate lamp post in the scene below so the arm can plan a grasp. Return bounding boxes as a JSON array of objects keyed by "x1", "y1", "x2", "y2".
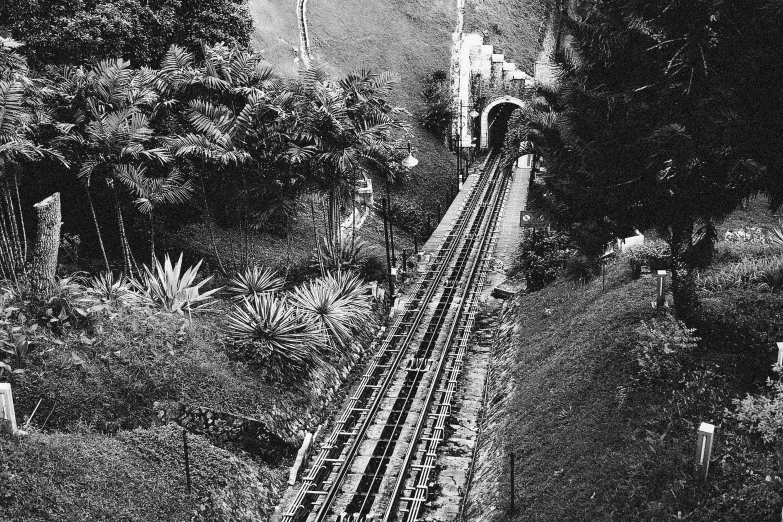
[{"x1": 383, "y1": 141, "x2": 419, "y2": 308}]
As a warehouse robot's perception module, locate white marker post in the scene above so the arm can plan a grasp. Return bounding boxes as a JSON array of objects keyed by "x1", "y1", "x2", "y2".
[
  {"x1": 654, "y1": 270, "x2": 670, "y2": 308},
  {"x1": 695, "y1": 422, "x2": 715, "y2": 480},
  {"x1": 776, "y1": 342, "x2": 783, "y2": 367},
  {"x1": 0, "y1": 383, "x2": 18, "y2": 435}
]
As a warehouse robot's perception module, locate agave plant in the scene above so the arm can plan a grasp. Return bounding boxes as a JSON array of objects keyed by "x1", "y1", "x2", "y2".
[
  {"x1": 224, "y1": 294, "x2": 328, "y2": 373},
  {"x1": 291, "y1": 271, "x2": 371, "y2": 350},
  {"x1": 87, "y1": 271, "x2": 139, "y2": 306},
  {"x1": 320, "y1": 270, "x2": 371, "y2": 319},
  {"x1": 134, "y1": 253, "x2": 220, "y2": 314},
  {"x1": 225, "y1": 266, "x2": 285, "y2": 301},
  {"x1": 318, "y1": 236, "x2": 370, "y2": 271}
]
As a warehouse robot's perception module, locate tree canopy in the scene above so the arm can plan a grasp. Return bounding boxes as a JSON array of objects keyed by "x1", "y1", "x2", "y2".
[
  {"x1": 505, "y1": 0, "x2": 783, "y2": 316},
  {"x1": 1, "y1": 0, "x2": 253, "y2": 67}
]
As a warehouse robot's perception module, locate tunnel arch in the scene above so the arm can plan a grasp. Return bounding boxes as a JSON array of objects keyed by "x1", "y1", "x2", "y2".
[{"x1": 479, "y1": 95, "x2": 526, "y2": 150}]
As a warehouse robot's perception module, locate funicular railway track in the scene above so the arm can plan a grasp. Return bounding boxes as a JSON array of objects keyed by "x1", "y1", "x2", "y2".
[{"x1": 282, "y1": 149, "x2": 511, "y2": 522}]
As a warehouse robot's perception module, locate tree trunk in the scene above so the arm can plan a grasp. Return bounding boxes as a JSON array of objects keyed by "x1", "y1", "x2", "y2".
[
  {"x1": 670, "y1": 219, "x2": 699, "y2": 322},
  {"x1": 110, "y1": 182, "x2": 133, "y2": 275},
  {"x1": 31, "y1": 193, "x2": 62, "y2": 295},
  {"x1": 311, "y1": 194, "x2": 324, "y2": 276},
  {"x1": 86, "y1": 186, "x2": 110, "y2": 270}
]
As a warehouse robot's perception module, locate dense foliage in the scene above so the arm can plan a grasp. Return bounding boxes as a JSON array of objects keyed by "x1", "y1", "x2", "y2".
[
  {"x1": 417, "y1": 69, "x2": 452, "y2": 139},
  {"x1": 0, "y1": 39, "x2": 410, "y2": 276},
  {"x1": 505, "y1": 0, "x2": 783, "y2": 317},
  {"x1": 0, "y1": 0, "x2": 253, "y2": 67}
]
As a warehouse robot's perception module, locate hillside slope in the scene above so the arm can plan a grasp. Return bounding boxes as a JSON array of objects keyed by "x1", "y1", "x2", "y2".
[{"x1": 247, "y1": 0, "x2": 459, "y2": 220}]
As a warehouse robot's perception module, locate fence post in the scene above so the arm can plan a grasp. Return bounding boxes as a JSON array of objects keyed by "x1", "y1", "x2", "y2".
[{"x1": 695, "y1": 422, "x2": 715, "y2": 481}]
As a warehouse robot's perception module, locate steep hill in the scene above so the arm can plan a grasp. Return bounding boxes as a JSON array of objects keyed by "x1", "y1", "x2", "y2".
[{"x1": 247, "y1": 0, "x2": 460, "y2": 219}]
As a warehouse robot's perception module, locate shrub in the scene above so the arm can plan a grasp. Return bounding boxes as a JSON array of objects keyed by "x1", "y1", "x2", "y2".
[
  {"x1": 630, "y1": 316, "x2": 699, "y2": 388},
  {"x1": 87, "y1": 271, "x2": 140, "y2": 307},
  {"x1": 134, "y1": 253, "x2": 220, "y2": 314},
  {"x1": 698, "y1": 255, "x2": 783, "y2": 292},
  {"x1": 623, "y1": 239, "x2": 671, "y2": 278},
  {"x1": 729, "y1": 362, "x2": 783, "y2": 444},
  {"x1": 510, "y1": 229, "x2": 572, "y2": 291},
  {"x1": 563, "y1": 254, "x2": 599, "y2": 286},
  {"x1": 223, "y1": 294, "x2": 329, "y2": 381},
  {"x1": 290, "y1": 271, "x2": 371, "y2": 351},
  {"x1": 225, "y1": 266, "x2": 284, "y2": 302},
  {"x1": 417, "y1": 70, "x2": 452, "y2": 138}
]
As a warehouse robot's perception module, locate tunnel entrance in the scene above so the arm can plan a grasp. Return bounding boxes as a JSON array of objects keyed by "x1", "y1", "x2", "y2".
[
  {"x1": 479, "y1": 96, "x2": 525, "y2": 150},
  {"x1": 486, "y1": 103, "x2": 519, "y2": 149}
]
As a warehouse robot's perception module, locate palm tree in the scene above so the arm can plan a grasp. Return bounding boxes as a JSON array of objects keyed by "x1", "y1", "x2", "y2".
[
  {"x1": 159, "y1": 43, "x2": 290, "y2": 273},
  {"x1": 56, "y1": 59, "x2": 170, "y2": 273},
  {"x1": 114, "y1": 165, "x2": 193, "y2": 265},
  {"x1": 286, "y1": 66, "x2": 408, "y2": 264},
  {"x1": 0, "y1": 44, "x2": 66, "y2": 280}
]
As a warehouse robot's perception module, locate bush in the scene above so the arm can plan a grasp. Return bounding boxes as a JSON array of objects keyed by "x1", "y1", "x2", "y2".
[
  {"x1": 729, "y1": 363, "x2": 783, "y2": 444},
  {"x1": 630, "y1": 316, "x2": 699, "y2": 388},
  {"x1": 510, "y1": 229, "x2": 572, "y2": 291},
  {"x1": 563, "y1": 254, "x2": 599, "y2": 285},
  {"x1": 417, "y1": 70, "x2": 452, "y2": 138},
  {"x1": 623, "y1": 239, "x2": 671, "y2": 278}
]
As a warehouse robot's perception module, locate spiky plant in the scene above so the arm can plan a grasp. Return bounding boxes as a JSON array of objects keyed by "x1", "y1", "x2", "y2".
[
  {"x1": 225, "y1": 266, "x2": 284, "y2": 301},
  {"x1": 320, "y1": 270, "x2": 371, "y2": 320},
  {"x1": 134, "y1": 253, "x2": 220, "y2": 314},
  {"x1": 291, "y1": 271, "x2": 371, "y2": 351},
  {"x1": 224, "y1": 294, "x2": 328, "y2": 375},
  {"x1": 87, "y1": 271, "x2": 138, "y2": 306}
]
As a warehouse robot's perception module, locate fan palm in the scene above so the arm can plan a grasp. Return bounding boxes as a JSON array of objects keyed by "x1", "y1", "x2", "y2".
[
  {"x1": 225, "y1": 266, "x2": 284, "y2": 301},
  {"x1": 224, "y1": 293, "x2": 328, "y2": 376},
  {"x1": 290, "y1": 271, "x2": 370, "y2": 351}
]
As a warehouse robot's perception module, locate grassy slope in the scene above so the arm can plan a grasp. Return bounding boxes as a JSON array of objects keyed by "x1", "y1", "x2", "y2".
[
  {"x1": 468, "y1": 202, "x2": 783, "y2": 521},
  {"x1": 464, "y1": 0, "x2": 553, "y2": 72},
  {"x1": 248, "y1": 0, "x2": 458, "y2": 224},
  {"x1": 0, "y1": 426, "x2": 282, "y2": 522}
]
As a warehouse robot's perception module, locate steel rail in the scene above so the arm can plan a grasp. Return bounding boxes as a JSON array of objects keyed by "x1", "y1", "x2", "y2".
[
  {"x1": 350, "y1": 167, "x2": 502, "y2": 516},
  {"x1": 382, "y1": 154, "x2": 510, "y2": 522},
  {"x1": 283, "y1": 150, "x2": 500, "y2": 522}
]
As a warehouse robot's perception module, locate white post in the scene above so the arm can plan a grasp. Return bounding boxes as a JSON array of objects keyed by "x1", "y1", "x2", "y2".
[
  {"x1": 654, "y1": 270, "x2": 670, "y2": 308},
  {"x1": 777, "y1": 341, "x2": 783, "y2": 367},
  {"x1": 0, "y1": 382, "x2": 18, "y2": 435},
  {"x1": 695, "y1": 422, "x2": 715, "y2": 480}
]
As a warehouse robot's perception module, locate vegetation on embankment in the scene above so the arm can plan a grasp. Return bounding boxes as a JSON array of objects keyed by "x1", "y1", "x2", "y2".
[
  {"x1": 467, "y1": 203, "x2": 783, "y2": 521},
  {"x1": 0, "y1": 425, "x2": 282, "y2": 522}
]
